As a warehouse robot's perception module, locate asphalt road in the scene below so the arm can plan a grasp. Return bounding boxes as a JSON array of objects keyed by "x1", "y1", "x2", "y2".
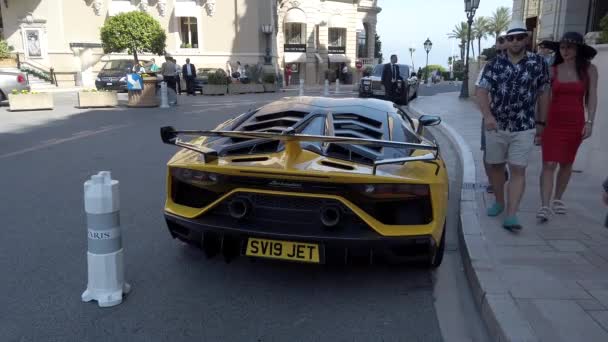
[{"x1": 0, "y1": 90, "x2": 486, "y2": 342}]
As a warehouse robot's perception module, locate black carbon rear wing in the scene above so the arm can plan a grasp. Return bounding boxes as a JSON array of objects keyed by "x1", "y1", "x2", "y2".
[{"x1": 160, "y1": 126, "x2": 440, "y2": 175}]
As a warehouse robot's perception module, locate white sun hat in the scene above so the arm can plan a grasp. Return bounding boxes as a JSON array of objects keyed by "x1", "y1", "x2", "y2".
[{"x1": 505, "y1": 19, "x2": 528, "y2": 36}]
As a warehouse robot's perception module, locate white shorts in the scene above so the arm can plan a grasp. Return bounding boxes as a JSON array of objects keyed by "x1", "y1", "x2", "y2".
[{"x1": 484, "y1": 129, "x2": 536, "y2": 167}]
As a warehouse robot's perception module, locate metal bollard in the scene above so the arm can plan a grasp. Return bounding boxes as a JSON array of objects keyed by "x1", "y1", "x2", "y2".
[
  {"x1": 336, "y1": 79, "x2": 340, "y2": 93},
  {"x1": 299, "y1": 79, "x2": 304, "y2": 96},
  {"x1": 324, "y1": 79, "x2": 329, "y2": 96},
  {"x1": 81, "y1": 171, "x2": 131, "y2": 308},
  {"x1": 160, "y1": 81, "x2": 169, "y2": 108}
]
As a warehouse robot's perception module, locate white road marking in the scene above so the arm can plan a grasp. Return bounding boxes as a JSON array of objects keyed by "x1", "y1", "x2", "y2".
[{"x1": 0, "y1": 124, "x2": 130, "y2": 160}]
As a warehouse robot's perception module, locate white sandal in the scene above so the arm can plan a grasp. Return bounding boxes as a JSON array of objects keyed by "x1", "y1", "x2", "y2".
[
  {"x1": 551, "y1": 200, "x2": 568, "y2": 215},
  {"x1": 536, "y1": 206, "x2": 552, "y2": 223}
]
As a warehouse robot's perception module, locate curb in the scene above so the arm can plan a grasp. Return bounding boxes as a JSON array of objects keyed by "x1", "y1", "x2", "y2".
[{"x1": 407, "y1": 103, "x2": 538, "y2": 342}]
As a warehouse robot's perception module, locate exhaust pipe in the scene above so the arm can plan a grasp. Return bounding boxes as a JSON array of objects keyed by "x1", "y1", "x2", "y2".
[
  {"x1": 320, "y1": 205, "x2": 341, "y2": 228},
  {"x1": 228, "y1": 198, "x2": 251, "y2": 219}
]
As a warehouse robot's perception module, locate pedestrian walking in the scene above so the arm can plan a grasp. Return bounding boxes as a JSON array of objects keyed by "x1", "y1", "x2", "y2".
[
  {"x1": 536, "y1": 32, "x2": 599, "y2": 222},
  {"x1": 182, "y1": 58, "x2": 197, "y2": 96},
  {"x1": 381, "y1": 54, "x2": 401, "y2": 102},
  {"x1": 476, "y1": 20, "x2": 551, "y2": 230},
  {"x1": 477, "y1": 34, "x2": 508, "y2": 194},
  {"x1": 160, "y1": 55, "x2": 177, "y2": 105}
]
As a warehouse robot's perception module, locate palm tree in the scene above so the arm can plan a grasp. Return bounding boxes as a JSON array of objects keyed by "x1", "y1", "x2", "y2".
[
  {"x1": 473, "y1": 16, "x2": 490, "y2": 58},
  {"x1": 448, "y1": 22, "x2": 468, "y2": 61},
  {"x1": 488, "y1": 7, "x2": 511, "y2": 39}
]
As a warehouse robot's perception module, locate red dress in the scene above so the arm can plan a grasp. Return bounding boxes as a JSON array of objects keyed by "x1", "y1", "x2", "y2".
[{"x1": 542, "y1": 66, "x2": 587, "y2": 164}]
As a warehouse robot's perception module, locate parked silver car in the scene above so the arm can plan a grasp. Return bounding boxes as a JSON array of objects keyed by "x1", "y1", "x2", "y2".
[{"x1": 0, "y1": 68, "x2": 30, "y2": 101}]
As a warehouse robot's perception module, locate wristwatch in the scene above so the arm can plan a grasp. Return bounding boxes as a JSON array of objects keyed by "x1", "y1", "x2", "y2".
[{"x1": 585, "y1": 120, "x2": 594, "y2": 125}]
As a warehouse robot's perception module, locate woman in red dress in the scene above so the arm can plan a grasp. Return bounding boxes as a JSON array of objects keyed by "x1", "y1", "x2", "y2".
[{"x1": 537, "y1": 32, "x2": 599, "y2": 222}]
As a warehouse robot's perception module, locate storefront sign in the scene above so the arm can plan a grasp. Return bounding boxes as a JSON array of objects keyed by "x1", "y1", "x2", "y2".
[
  {"x1": 284, "y1": 44, "x2": 306, "y2": 53},
  {"x1": 328, "y1": 46, "x2": 346, "y2": 54}
]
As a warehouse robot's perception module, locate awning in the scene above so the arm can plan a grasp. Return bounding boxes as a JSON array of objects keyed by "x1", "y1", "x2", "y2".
[
  {"x1": 314, "y1": 53, "x2": 323, "y2": 63},
  {"x1": 284, "y1": 52, "x2": 307, "y2": 64},
  {"x1": 284, "y1": 8, "x2": 307, "y2": 23},
  {"x1": 328, "y1": 15, "x2": 347, "y2": 28},
  {"x1": 174, "y1": 0, "x2": 198, "y2": 17},
  {"x1": 328, "y1": 54, "x2": 350, "y2": 63},
  {"x1": 109, "y1": 1, "x2": 135, "y2": 16}
]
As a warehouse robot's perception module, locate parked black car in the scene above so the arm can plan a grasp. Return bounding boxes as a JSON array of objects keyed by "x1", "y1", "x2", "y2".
[
  {"x1": 95, "y1": 59, "x2": 150, "y2": 92},
  {"x1": 358, "y1": 64, "x2": 419, "y2": 105},
  {"x1": 178, "y1": 68, "x2": 218, "y2": 95}
]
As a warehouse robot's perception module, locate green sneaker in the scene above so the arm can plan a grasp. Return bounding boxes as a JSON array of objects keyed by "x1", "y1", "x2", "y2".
[
  {"x1": 486, "y1": 203, "x2": 504, "y2": 217},
  {"x1": 503, "y1": 216, "x2": 523, "y2": 231}
]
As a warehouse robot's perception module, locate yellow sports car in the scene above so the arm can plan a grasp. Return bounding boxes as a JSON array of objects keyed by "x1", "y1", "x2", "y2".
[{"x1": 160, "y1": 97, "x2": 448, "y2": 267}]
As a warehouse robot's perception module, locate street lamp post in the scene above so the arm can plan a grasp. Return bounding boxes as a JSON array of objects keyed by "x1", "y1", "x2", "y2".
[
  {"x1": 459, "y1": 0, "x2": 480, "y2": 98},
  {"x1": 261, "y1": 24, "x2": 273, "y2": 65},
  {"x1": 423, "y1": 38, "x2": 432, "y2": 84},
  {"x1": 409, "y1": 47, "x2": 416, "y2": 71}
]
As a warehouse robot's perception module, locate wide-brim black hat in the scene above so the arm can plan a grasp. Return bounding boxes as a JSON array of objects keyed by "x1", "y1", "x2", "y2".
[{"x1": 546, "y1": 32, "x2": 597, "y2": 60}]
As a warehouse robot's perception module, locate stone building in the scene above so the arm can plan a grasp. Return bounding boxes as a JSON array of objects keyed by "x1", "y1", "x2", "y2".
[
  {"x1": 0, "y1": 0, "x2": 380, "y2": 87},
  {"x1": 512, "y1": 0, "x2": 607, "y2": 45}
]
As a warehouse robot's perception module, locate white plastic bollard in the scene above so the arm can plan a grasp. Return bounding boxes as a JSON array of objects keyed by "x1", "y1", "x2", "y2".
[
  {"x1": 160, "y1": 81, "x2": 169, "y2": 108},
  {"x1": 82, "y1": 171, "x2": 131, "y2": 308},
  {"x1": 336, "y1": 79, "x2": 340, "y2": 93},
  {"x1": 299, "y1": 79, "x2": 304, "y2": 96},
  {"x1": 324, "y1": 79, "x2": 329, "y2": 96}
]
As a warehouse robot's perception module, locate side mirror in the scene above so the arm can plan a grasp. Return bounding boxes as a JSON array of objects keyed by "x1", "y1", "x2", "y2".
[{"x1": 419, "y1": 115, "x2": 441, "y2": 127}]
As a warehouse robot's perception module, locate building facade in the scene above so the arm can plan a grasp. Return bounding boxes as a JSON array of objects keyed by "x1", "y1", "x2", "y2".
[
  {"x1": 0, "y1": 0, "x2": 380, "y2": 87},
  {"x1": 512, "y1": 0, "x2": 608, "y2": 44}
]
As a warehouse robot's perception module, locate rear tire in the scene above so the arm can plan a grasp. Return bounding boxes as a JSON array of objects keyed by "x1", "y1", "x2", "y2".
[{"x1": 428, "y1": 223, "x2": 446, "y2": 268}]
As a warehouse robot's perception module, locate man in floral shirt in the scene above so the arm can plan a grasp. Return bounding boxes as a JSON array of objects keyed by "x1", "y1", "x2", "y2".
[{"x1": 476, "y1": 20, "x2": 550, "y2": 230}]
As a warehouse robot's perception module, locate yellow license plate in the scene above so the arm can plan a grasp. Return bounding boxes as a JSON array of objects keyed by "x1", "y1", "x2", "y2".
[{"x1": 245, "y1": 238, "x2": 321, "y2": 263}]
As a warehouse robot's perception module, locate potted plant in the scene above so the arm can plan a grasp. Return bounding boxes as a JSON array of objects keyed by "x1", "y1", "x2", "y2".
[
  {"x1": 100, "y1": 11, "x2": 166, "y2": 108},
  {"x1": 229, "y1": 64, "x2": 261, "y2": 94},
  {"x1": 203, "y1": 69, "x2": 229, "y2": 95},
  {"x1": 78, "y1": 89, "x2": 118, "y2": 108},
  {"x1": 8, "y1": 89, "x2": 54, "y2": 111},
  {"x1": 263, "y1": 73, "x2": 277, "y2": 92}
]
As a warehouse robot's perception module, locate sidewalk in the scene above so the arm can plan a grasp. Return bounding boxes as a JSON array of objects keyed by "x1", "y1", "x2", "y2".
[{"x1": 411, "y1": 92, "x2": 608, "y2": 342}]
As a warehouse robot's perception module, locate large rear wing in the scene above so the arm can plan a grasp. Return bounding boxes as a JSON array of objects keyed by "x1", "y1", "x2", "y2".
[{"x1": 160, "y1": 126, "x2": 440, "y2": 175}]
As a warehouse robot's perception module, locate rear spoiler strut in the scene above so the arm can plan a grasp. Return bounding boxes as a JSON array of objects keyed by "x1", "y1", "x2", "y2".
[{"x1": 160, "y1": 126, "x2": 440, "y2": 175}]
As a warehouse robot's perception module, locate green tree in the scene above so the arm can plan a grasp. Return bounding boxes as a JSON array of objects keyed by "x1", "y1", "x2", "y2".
[
  {"x1": 0, "y1": 39, "x2": 14, "y2": 59},
  {"x1": 448, "y1": 22, "x2": 468, "y2": 61},
  {"x1": 374, "y1": 33, "x2": 383, "y2": 64},
  {"x1": 421, "y1": 64, "x2": 446, "y2": 76},
  {"x1": 600, "y1": 14, "x2": 608, "y2": 44},
  {"x1": 488, "y1": 7, "x2": 511, "y2": 39},
  {"x1": 473, "y1": 16, "x2": 490, "y2": 59},
  {"x1": 100, "y1": 11, "x2": 166, "y2": 63}
]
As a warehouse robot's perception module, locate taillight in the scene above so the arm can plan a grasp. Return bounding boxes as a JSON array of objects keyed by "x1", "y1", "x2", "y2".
[{"x1": 17, "y1": 74, "x2": 26, "y2": 84}]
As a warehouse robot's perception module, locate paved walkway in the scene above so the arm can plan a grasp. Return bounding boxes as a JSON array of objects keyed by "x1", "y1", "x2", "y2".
[{"x1": 411, "y1": 92, "x2": 608, "y2": 342}]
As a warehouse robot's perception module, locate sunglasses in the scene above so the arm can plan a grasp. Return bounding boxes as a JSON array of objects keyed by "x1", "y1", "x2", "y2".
[{"x1": 506, "y1": 34, "x2": 528, "y2": 42}]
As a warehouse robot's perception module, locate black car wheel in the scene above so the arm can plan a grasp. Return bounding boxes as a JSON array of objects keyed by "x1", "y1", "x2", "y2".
[{"x1": 428, "y1": 222, "x2": 446, "y2": 268}]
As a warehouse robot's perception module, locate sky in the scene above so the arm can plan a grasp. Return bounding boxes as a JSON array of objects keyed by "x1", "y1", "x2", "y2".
[{"x1": 377, "y1": 0, "x2": 513, "y2": 69}]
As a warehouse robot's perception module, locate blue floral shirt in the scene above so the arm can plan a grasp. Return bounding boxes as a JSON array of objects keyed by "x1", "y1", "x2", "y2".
[{"x1": 478, "y1": 52, "x2": 550, "y2": 132}]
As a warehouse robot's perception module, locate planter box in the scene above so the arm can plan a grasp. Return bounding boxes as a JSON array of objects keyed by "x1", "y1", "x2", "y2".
[
  {"x1": 253, "y1": 84, "x2": 265, "y2": 93},
  {"x1": 0, "y1": 58, "x2": 18, "y2": 68},
  {"x1": 8, "y1": 93, "x2": 54, "y2": 111},
  {"x1": 78, "y1": 91, "x2": 118, "y2": 108},
  {"x1": 128, "y1": 77, "x2": 159, "y2": 107},
  {"x1": 228, "y1": 83, "x2": 259, "y2": 95},
  {"x1": 203, "y1": 84, "x2": 227, "y2": 95},
  {"x1": 263, "y1": 83, "x2": 277, "y2": 92}
]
